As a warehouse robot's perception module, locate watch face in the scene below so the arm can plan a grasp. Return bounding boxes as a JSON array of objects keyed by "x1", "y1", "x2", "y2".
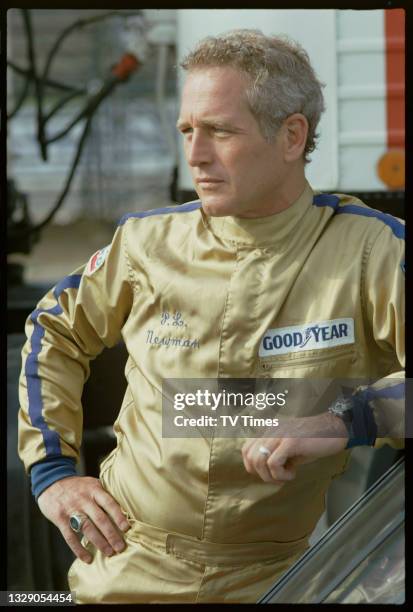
[
  {"x1": 330, "y1": 397, "x2": 353, "y2": 417},
  {"x1": 334, "y1": 400, "x2": 348, "y2": 415}
]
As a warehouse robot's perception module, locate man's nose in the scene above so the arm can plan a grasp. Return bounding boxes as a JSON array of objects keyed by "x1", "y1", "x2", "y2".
[{"x1": 187, "y1": 130, "x2": 212, "y2": 167}]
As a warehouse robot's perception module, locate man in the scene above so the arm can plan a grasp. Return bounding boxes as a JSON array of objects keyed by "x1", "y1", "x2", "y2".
[{"x1": 18, "y1": 30, "x2": 404, "y2": 603}]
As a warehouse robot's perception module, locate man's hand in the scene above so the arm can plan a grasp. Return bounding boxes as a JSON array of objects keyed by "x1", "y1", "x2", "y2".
[
  {"x1": 37, "y1": 476, "x2": 130, "y2": 564},
  {"x1": 241, "y1": 412, "x2": 349, "y2": 485}
]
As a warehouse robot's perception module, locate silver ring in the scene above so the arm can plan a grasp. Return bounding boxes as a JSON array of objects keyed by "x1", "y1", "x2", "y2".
[
  {"x1": 258, "y1": 445, "x2": 271, "y2": 457},
  {"x1": 69, "y1": 512, "x2": 88, "y2": 533}
]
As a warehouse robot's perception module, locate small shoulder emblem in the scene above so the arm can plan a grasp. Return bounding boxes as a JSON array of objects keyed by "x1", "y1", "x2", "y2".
[{"x1": 85, "y1": 246, "x2": 110, "y2": 276}]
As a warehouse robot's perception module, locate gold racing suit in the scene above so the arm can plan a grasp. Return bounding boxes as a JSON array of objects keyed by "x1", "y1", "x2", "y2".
[{"x1": 18, "y1": 182, "x2": 405, "y2": 603}]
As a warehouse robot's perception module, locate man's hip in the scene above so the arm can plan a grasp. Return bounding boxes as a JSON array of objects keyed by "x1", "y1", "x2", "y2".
[{"x1": 68, "y1": 516, "x2": 309, "y2": 603}]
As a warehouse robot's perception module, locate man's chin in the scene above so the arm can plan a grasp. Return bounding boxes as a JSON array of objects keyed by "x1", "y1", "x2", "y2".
[{"x1": 200, "y1": 197, "x2": 237, "y2": 218}]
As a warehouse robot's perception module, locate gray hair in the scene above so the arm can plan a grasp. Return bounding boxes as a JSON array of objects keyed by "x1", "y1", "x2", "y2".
[{"x1": 180, "y1": 29, "x2": 325, "y2": 163}]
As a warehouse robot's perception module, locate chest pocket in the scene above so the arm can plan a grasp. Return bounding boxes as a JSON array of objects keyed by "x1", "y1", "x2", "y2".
[
  {"x1": 257, "y1": 344, "x2": 358, "y2": 378},
  {"x1": 254, "y1": 346, "x2": 358, "y2": 421}
]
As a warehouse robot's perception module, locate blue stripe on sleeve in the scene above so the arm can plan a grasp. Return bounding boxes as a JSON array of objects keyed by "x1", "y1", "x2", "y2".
[
  {"x1": 118, "y1": 200, "x2": 202, "y2": 226},
  {"x1": 312, "y1": 194, "x2": 340, "y2": 210},
  {"x1": 31, "y1": 456, "x2": 77, "y2": 500},
  {"x1": 25, "y1": 274, "x2": 82, "y2": 458},
  {"x1": 352, "y1": 382, "x2": 404, "y2": 408},
  {"x1": 364, "y1": 382, "x2": 405, "y2": 401},
  {"x1": 312, "y1": 194, "x2": 404, "y2": 239},
  {"x1": 336, "y1": 205, "x2": 405, "y2": 239}
]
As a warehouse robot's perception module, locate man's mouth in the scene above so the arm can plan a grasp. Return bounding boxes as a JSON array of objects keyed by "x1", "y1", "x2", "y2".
[
  {"x1": 196, "y1": 178, "x2": 224, "y2": 188},
  {"x1": 197, "y1": 178, "x2": 222, "y2": 182}
]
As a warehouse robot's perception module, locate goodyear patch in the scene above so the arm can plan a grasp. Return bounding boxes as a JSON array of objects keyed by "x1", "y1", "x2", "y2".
[
  {"x1": 259, "y1": 318, "x2": 355, "y2": 357},
  {"x1": 85, "y1": 246, "x2": 110, "y2": 276}
]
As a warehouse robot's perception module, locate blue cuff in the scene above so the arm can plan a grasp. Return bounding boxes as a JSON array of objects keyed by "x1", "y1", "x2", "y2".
[
  {"x1": 344, "y1": 389, "x2": 378, "y2": 449},
  {"x1": 30, "y1": 456, "x2": 77, "y2": 501},
  {"x1": 345, "y1": 436, "x2": 371, "y2": 449}
]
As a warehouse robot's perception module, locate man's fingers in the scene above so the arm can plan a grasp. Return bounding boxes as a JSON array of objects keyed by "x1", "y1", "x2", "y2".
[
  {"x1": 241, "y1": 441, "x2": 255, "y2": 472},
  {"x1": 242, "y1": 450, "x2": 254, "y2": 473},
  {"x1": 60, "y1": 524, "x2": 93, "y2": 564},
  {"x1": 253, "y1": 454, "x2": 275, "y2": 483},
  {"x1": 243, "y1": 440, "x2": 279, "y2": 482},
  {"x1": 242, "y1": 443, "x2": 262, "y2": 474},
  {"x1": 242, "y1": 439, "x2": 299, "y2": 484},
  {"x1": 267, "y1": 456, "x2": 297, "y2": 482},
  {"x1": 266, "y1": 446, "x2": 303, "y2": 482},
  {"x1": 83, "y1": 504, "x2": 126, "y2": 554},
  {"x1": 241, "y1": 439, "x2": 255, "y2": 455},
  {"x1": 93, "y1": 488, "x2": 131, "y2": 533},
  {"x1": 36, "y1": 476, "x2": 133, "y2": 563},
  {"x1": 78, "y1": 515, "x2": 118, "y2": 557},
  {"x1": 67, "y1": 486, "x2": 131, "y2": 557}
]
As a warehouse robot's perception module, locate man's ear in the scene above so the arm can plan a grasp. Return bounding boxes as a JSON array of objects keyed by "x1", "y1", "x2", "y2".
[{"x1": 282, "y1": 113, "x2": 308, "y2": 162}]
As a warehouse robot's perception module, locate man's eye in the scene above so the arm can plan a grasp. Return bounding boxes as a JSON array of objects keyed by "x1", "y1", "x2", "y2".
[{"x1": 213, "y1": 128, "x2": 231, "y2": 137}]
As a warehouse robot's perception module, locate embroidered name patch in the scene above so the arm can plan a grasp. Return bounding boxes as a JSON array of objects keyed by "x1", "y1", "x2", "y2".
[
  {"x1": 259, "y1": 318, "x2": 355, "y2": 357},
  {"x1": 85, "y1": 246, "x2": 110, "y2": 276}
]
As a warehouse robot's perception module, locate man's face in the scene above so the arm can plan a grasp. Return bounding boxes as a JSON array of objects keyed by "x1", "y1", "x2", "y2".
[{"x1": 177, "y1": 66, "x2": 289, "y2": 218}]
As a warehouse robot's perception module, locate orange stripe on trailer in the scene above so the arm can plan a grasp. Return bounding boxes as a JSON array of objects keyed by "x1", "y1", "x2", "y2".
[
  {"x1": 385, "y1": 9, "x2": 405, "y2": 149},
  {"x1": 378, "y1": 10, "x2": 405, "y2": 190}
]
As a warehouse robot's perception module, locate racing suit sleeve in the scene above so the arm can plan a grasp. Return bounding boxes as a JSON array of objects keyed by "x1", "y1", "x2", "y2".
[
  {"x1": 355, "y1": 218, "x2": 405, "y2": 450},
  {"x1": 18, "y1": 222, "x2": 135, "y2": 498}
]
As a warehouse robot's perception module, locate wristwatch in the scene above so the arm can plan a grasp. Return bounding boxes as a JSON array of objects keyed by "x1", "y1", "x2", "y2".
[{"x1": 327, "y1": 395, "x2": 354, "y2": 439}]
